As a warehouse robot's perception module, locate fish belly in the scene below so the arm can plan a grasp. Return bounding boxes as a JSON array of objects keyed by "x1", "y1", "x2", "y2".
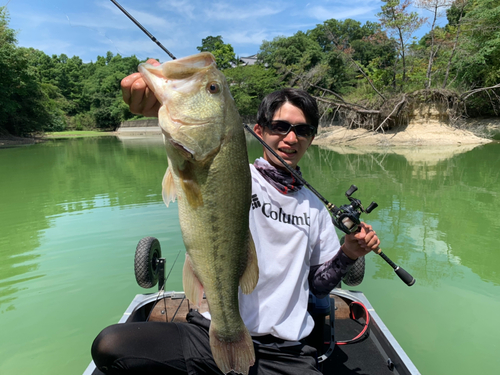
[{"x1": 174, "y1": 131, "x2": 257, "y2": 375}]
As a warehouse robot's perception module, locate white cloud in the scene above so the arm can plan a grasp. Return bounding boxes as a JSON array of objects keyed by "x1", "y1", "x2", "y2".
[
  {"x1": 157, "y1": 0, "x2": 196, "y2": 19},
  {"x1": 98, "y1": 1, "x2": 171, "y2": 30},
  {"x1": 305, "y1": 5, "x2": 377, "y2": 20},
  {"x1": 223, "y1": 30, "x2": 270, "y2": 46},
  {"x1": 203, "y1": 1, "x2": 284, "y2": 21}
]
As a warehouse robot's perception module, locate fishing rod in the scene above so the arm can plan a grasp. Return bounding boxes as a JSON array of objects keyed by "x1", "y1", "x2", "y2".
[
  {"x1": 110, "y1": 0, "x2": 176, "y2": 60},
  {"x1": 111, "y1": 0, "x2": 415, "y2": 287}
]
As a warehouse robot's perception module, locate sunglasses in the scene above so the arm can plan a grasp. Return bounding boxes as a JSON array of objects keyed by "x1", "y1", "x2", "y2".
[{"x1": 266, "y1": 120, "x2": 317, "y2": 138}]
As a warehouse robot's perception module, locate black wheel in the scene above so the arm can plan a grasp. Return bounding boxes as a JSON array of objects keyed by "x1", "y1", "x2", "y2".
[
  {"x1": 134, "y1": 237, "x2": 162, "y2": 288},
  {"x1": 343, "y1": 256, "x2": 365, "y2": 286}
]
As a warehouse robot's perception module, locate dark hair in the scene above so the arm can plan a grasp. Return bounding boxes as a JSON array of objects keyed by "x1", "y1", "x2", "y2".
[{"x1": 257, "y1": 88, "x2": 319, "y2": 129}]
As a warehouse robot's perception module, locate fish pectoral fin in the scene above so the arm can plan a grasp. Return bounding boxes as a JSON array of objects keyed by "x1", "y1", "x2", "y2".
[
  {"x1": 239, "y1": 231, "x2": 259, "y2": 294},
  {"x1": 182, "y1": 253, "x2": 204, "y2": 308},
  {"x1": 178, "y1": 163, "x2": 204, "y2": 208},
  {"x1": 162, "y1": 166, "x2": 177, "y2": 207},
  {"x1": 209, "y1": 323, "x2": 255, "y2": 375}
]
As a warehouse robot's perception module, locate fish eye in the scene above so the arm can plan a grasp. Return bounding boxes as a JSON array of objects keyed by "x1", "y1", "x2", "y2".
[{"x1": 207, "y1": 82, "x2": 220, "y2": 94}]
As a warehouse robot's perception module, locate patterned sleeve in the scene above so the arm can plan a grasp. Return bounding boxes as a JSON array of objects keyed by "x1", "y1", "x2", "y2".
[{"x1": 308, "y1": 248, "x2": 356, "y2": 298}]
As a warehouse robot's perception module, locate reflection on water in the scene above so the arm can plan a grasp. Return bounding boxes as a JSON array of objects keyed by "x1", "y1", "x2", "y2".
[
  {"x1": 308, "y1": 143, "x2": 500, "y2": 287},
  {"x1": 0, "y1": 137, "x2": 499, "y2": 375}
]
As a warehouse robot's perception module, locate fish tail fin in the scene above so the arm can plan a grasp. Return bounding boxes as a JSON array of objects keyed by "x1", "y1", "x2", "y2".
[
  {"x1": 209, "y1": 324, "x2": 255, "y2": 375},
  {"x1": 240, "y1": 232, "x2": 259, "y2": 294},
  {"x1": 162, "y1": 166, "x2": 177, "y2": 207},
  {"x1": 183, "y1": 253, "x2": 204, "y2": 307}
]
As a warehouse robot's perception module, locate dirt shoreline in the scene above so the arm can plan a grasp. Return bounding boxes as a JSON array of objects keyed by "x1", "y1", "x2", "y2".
[
  {"x1": 2, "y1": 119, "x2": 499, "y2": 149},
  {"x1": 0, "y1": 135, "x2": 44, "y2": 148},
  {"x1": 313, "y1": 119, "x2": 498, "y2": 148}
]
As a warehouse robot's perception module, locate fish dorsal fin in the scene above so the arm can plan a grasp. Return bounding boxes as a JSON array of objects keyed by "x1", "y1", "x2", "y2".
[
  {"x1": 239, "y1": 231, "x2": 259, "y2": 294},
  {"x1": 183, "y1": 253, "x2": 204, "y2": 308},
  {"x1": 162, "y1": 166, "x2": 177, "y2": 207}
]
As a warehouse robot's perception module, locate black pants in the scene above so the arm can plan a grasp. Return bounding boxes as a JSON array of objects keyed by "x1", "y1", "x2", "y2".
[{"x1": 92, "y1": 311, "x2": 320, "y2": 375}]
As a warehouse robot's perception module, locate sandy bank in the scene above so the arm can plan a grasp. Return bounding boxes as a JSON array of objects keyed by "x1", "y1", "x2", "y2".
[
  {"x1": 312, "y1": 118, "x2": 499, "y2": 164},
  {"x1": 313, "y1": 119, "x2": 495, "y2": 148}
]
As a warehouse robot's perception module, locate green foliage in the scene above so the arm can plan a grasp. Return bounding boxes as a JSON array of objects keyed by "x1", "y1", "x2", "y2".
[
  {"x1": 197, "y1": 35, "x2": 236, "y2": 69},
  {"x1": 259, "y1": 30, "x2": 346, "y2": 93},
  {"x1": 455, "y1": 0, "x2": 500, "y2": 87},
  {"x1": 0, "y1": 8, "x2": 61, "y2": 136},
  {"x1": 377, "y1": 0, "x2": 426, "y2": 88},
  {"x1": 0, "y1": 6, "x2": 143, "y2": 136},
  {"x1": 223, "y1": 64, "x2": 283, "y2": 118},
  {"x1": 3, "y1": 0, "x2": 500, "y2": 137},
  {"x1": 257, "y1": 19, "x2": 398, "y2": 98}
]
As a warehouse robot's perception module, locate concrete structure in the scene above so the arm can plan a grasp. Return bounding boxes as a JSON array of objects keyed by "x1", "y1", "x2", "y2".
[{"x1": 115, "y1": 119, "x2": 161, "y2": 136}]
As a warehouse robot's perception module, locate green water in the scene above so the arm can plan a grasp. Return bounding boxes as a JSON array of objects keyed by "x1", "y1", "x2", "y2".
[{"x1": 1, "y1": 136, "x2": 499, "y2": 374}]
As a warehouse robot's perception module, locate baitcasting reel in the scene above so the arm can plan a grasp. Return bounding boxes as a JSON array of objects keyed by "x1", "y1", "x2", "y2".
[
  {"x1": 329, "y1": 185, "x2": 415, "y2": 287},
  {"x1": 330, "y1": 185, "x2": 378, "y2": 235}
]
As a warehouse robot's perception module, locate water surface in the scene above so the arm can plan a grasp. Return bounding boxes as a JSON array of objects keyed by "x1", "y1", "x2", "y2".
[{"x1": 0, "y1": 136, "x2": 499, "y2": 374}]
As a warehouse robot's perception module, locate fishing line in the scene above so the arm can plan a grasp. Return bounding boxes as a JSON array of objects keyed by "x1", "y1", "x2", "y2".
[
  {"x1": 111, "y1": 0, "x2": 415, "y2": 287},
  {"x1": 170, "y1": 295, "x2": 187, "y2": 322},
  {"x1": 148, "y1": 248, "x2": 182, "y2": 322},
  {"x1": 165, "y1": 247, "x2": 182, "y2": 283},
  {"x1": 145, "y1": 247, "x2": 182, "y2": 322}
]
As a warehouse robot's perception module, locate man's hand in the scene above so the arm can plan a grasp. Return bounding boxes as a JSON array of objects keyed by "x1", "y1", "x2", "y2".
[
  {"x1": 121, "y1": 58, "x2": 161, "y2": 117},
  {"x1": 342, "y1": 223, "x2": 380, "y2": 260}
]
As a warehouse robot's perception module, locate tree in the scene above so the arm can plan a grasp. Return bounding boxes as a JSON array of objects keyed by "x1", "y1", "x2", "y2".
[
  {"x1": 197, "y1": 35, "x2": 236, "y2": 70},
  {"x1": 416, "y1": 0, "x2": 453, "y2": 89},
  {"x1": 81, "y1": 52, "x2": 141, "y2": 129},
  {"x1": 442, "y1": 0, "x2": 471, "y2": 88},
  {"x1": 454, "y1": 0, "x2": 500, "y2": 88},
  {"x1": 377, "y1": 0, "x2": 426, "y2": 89},
  {"x1": 223, "y1": 64, "x2": 282, "y2": 119},
  {"x1": 258, "y1": 32, "x2": 338, "y2": 92},
  {"x1": 0, "y1": 7, "x2": 63, "y2": 135},
  {"x1": 308, "y1": 19, "x2": 396, "y2": 97}
]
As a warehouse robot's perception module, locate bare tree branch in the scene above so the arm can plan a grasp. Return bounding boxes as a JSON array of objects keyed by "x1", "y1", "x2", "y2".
[
  {"x1": 313, "y1": 96, "x2": 381, "y2": 115},
  {"x1": 460, "y1": 83, "x2": 500, "y2": 101},
  {"x1": 374, "y1": 95, "x2": 407, "y2": 133}
]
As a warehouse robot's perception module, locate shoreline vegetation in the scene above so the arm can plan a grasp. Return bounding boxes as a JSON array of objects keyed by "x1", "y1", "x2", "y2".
[
  {"x1": 2, "y1": 118, "x2": 498, "y2": 150},
  {"x1": 3, "y1": 2, "x2": 500, "y2": 141}
]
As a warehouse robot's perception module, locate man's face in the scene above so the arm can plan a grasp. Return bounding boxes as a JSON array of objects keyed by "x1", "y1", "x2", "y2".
[{"x1": 254, "y1": 102, "x2": 315, "y2": 170}]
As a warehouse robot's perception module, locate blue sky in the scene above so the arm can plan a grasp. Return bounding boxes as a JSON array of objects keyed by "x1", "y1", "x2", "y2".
[{"x1": 3, "y1": 0, "x2": 432, "y2": 63}]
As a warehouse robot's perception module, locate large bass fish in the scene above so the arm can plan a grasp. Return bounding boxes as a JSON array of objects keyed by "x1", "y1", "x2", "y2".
[{"x1": 139, "y1": 53, "x2": 258, "y2": 375}]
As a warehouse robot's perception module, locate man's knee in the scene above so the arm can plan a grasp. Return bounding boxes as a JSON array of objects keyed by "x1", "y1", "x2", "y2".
[{"x1": 91, "y1": 324, "x2": 124, "y2": 368}]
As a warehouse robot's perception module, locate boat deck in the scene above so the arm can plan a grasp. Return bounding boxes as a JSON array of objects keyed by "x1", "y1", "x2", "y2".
[{"x1": 85, "y1": 290, "x2": 417, "y2": 375}]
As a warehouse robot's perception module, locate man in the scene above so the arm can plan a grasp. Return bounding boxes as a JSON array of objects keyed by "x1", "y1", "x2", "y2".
[{"x1": 91, "y1": 60, "x2": 380, "y2": 375}]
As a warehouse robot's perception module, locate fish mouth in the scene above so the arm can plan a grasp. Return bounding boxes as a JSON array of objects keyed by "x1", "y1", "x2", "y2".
[
  {"x1": 171, "y1": 140, "x2": 193, "y2": 156},
  {"x1": 163, "y1": 133, "x2": 195, "y2": 159}
]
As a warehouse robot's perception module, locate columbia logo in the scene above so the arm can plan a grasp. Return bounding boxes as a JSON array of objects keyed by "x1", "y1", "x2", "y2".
[{"x1": 251, "y1": 194, "x2": 261, "y2": 209}]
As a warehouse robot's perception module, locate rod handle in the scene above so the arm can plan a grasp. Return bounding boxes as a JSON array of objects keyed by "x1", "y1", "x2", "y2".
[
  {"x1": 395, "y1": 266, "x2": 416, "y2": 286},
  {"x1": 373, "y1": 248, "x2": 416, "y2": 287}
]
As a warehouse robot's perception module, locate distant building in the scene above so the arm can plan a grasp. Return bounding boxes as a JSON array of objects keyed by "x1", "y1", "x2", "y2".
[
  {"x1": 239, "y1": 54, "x2": 258, "y2": 66},
  {"x1": 231, "y1": 54, "x2": 258, "y2": 68}
]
